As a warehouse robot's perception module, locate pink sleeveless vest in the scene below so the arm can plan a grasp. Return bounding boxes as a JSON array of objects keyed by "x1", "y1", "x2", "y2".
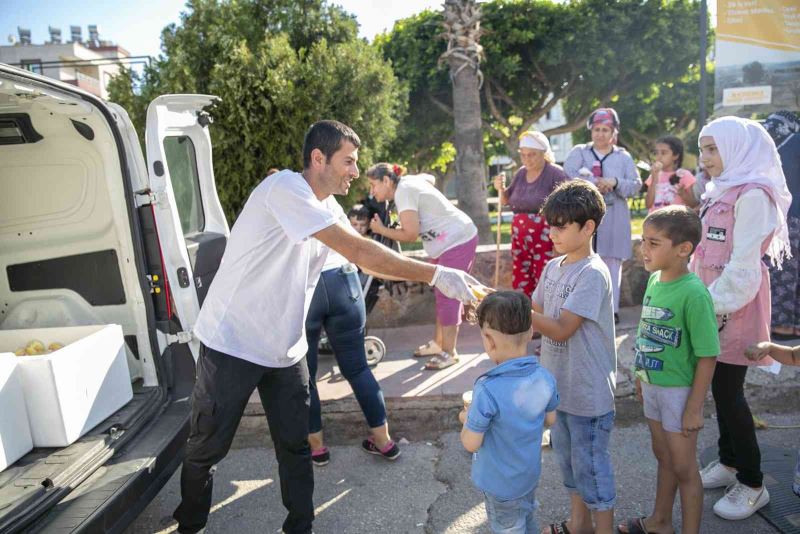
[{"x1": 690, "y1": 183, "x2": 776, "y2": 367}]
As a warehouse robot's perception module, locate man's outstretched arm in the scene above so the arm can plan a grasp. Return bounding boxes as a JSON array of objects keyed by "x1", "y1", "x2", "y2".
[{"x1": 314, "y1": 223, "x2": 480, "y2": 302}]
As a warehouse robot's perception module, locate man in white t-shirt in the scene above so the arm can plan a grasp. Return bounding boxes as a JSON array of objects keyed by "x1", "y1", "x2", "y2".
[{"x1": 173, "y1": 120, "x2": 481, "y2": 534}]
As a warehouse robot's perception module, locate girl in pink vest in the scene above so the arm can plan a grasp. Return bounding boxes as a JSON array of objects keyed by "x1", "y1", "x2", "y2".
[{"x1": 691, "y1": 116, "x2": 792, "y2": 521}]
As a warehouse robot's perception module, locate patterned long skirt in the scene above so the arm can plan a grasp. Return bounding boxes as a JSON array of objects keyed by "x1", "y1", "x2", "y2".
[
  {"x1": 511, "y1": 213, "x2": 555, "y2": 297},
  {"x1": 769, "y1": 216, "x2": 800, "y2": 330}
]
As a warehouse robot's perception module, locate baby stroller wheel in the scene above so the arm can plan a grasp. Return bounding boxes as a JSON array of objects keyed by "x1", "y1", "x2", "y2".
[{"x1": 364, "y1": 336, "x2": 386, "y2": 367}]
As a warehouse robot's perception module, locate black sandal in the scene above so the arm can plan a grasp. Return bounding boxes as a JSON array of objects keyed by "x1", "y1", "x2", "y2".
[
  {"x1": 618, "y1": 517, "x2": 675, "y2": 534},
  {"x1": 547, "y1": 522, "x2": 572, "y2": 534},
  {"x1": 618, "y1": 517, "x2": 648, "y2": 534}
]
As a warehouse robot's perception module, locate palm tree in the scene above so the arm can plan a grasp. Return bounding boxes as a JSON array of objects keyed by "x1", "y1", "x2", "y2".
[{"x1": 440, "y1": 0, "x2": 492, "y2": 243}]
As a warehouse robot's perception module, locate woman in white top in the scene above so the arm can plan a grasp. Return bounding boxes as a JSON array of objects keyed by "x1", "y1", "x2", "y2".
[
  {"x1": 304, "y1": 196, "x2": 400, "y2": 466},
  {"x1": 368, "y1": 163, "x2": 479, "y2": 370}
]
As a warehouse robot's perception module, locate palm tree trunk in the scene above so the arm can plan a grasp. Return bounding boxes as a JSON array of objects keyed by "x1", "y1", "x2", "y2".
[{"x1": 440, "y1": 0, "x2": 492, "y2": 244}]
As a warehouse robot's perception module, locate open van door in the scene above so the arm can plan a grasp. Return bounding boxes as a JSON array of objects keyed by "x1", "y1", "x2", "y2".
[{"x1": 143, "y1": 95, "x2": 229, "y2": 361}]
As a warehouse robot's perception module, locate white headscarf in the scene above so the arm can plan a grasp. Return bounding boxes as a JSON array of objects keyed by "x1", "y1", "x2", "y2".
[
  {"x1": 519, "y1": 131, "x2": 555, "y2": 163},
  {"x1": 699, "y1": 115, "x2": 792, "y2": 267}
]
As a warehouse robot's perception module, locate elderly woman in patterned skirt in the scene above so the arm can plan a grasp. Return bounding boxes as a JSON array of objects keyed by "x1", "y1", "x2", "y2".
[{"x1": 494, "y1": 131, "x2": 569, "y2": 297}]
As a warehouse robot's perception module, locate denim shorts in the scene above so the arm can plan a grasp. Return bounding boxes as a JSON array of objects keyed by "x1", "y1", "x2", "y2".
[
  {"x1": 551, "y1": 410, "x2": 616, "y2": 511},
  {"x1": 483, "y1": 487, "x2": 538, "y2": 534}
]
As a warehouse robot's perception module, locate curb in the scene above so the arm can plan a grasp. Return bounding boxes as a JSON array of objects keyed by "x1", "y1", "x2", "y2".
[
  {"x1": 234, "y1": 395, "x2": 644, "y2": 449},
  {"x1": 233, "y1": 384, "x2": 800, "y2": 450},
  {"x1": 235, "y1": 396, "x2": 464, "y2": 449}
]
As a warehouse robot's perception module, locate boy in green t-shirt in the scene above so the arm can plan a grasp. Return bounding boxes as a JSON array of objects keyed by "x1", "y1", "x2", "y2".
[{"x1": 619, "y1": 205, "x2": 720, "y2": 534}]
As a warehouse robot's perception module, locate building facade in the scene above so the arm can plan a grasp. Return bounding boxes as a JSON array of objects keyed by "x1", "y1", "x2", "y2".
[
  {"x1": 1, "y1": 27, "x2": 131, "y2": 100},
  {"x1": 531, "y1": 100, "x2": 573, "y2": 164}
]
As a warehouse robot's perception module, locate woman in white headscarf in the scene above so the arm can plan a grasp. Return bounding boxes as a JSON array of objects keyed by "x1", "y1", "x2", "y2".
[
  {"x1": 691, "y1": 116, "x2": 792, "y2": 522},
  {"x1": 493, "y1": 130, "x2": 569, "y2": 297}
]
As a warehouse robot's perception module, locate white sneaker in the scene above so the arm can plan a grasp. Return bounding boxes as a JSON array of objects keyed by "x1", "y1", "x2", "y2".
[
  {"x1": 713, "y1": 482, "x2": 770, "y2": 520},
  {"x1": 700, "y1": 459, "x2": 738, "y2": 489}
]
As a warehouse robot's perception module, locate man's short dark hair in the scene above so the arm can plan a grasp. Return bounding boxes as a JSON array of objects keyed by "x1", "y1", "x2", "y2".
[
  {"x1": 302, "y1": 120, "x2": 361, "y2": 169},
  {"x1": 347, "y1": 203, "x2": 370, "y2": 221},
  {"x1": 541, "y1": 180, "x2": 606, "y2": 232},
  {"x1": 644, "y1": 205, "x2": 702, "y2": 253},
  {"x1": 476, "y1": 291, "x2": 532, "y2": 335}
]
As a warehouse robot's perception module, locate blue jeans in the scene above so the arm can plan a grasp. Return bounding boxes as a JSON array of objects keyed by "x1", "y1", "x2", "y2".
[
  {"x1": 551, "y1": 410, "x2": 616, "y2": 511},
  {"x1": 483, "y1": 487, "x2": 538, "y2": 534},
  {"x1": 305, "y1": 265, "x2": 386, "y2": 434}
]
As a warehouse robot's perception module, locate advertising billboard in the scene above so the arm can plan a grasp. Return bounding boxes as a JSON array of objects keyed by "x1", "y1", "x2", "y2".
[{"x1": 714, "y1": 0, "x2": 800, "y2": 115}]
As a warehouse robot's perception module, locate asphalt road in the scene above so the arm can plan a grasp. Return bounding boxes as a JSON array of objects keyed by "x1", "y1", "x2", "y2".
[{"x1": 128, "y1": 412, "x2": 800, "y2": 533}]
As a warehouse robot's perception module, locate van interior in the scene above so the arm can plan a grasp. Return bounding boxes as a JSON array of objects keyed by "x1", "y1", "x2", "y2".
[{"x1": 0, "y1": 69, "x2": 170, "y2": 530}]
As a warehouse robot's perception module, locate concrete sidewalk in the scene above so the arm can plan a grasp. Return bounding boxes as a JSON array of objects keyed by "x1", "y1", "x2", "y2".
[
  {"x1": 133, "y1": 308, "x2": 800, "y2": 534},
  {"x1": 248, "y1": 306, "x2": 643, "y2": 405},
  {"x1": 129, "y1": 412, "x2": 800, "y2": 533},
  {"x1": 237, "y1": 304, "x2": 799, "y2": 447},
  {"x1": 234, "y1": 306, "x2": 646, "y2": 448}
]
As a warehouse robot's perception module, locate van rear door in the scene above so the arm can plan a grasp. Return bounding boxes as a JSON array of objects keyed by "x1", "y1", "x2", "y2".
[{"x1": 143, "y1": 95, "x2": 229, "y2": 361}]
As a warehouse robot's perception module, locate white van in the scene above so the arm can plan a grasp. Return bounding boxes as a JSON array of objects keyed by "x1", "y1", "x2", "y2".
[{"x1": 0, "y1": 62, "x2": 229, "y2": 532}]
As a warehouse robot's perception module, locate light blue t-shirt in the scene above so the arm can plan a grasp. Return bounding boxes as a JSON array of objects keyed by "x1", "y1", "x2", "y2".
[{"x1": 465, "y1": 356, "x2": 559, "y2": 500}]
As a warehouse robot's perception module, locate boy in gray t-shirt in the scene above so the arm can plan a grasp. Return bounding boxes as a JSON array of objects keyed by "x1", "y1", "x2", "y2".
[{"x1": 531, "y1": 180, "x2": 617, "y2": 534}]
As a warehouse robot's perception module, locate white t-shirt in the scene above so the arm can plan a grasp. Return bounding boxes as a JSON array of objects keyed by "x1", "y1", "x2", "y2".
[
  {"x1": 193, "y1": 170, "x2": 338, "y2": 367},
  {"x1": 320, "y1": 196, "x2": 351, "y2": 272},
  {"x1": 394, "y1": 176, "x2": 477, "y2": 258}
]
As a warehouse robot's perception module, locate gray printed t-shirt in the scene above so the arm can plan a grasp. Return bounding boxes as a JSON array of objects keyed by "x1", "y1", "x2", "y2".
[{"x1": 532, "y1": 254, "x2": 617, "y2": 417}]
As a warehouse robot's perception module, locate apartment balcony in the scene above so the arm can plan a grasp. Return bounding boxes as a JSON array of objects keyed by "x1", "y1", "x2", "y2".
[{"x1": 62, "y1": 70, "x2": 101, "y2": 97}]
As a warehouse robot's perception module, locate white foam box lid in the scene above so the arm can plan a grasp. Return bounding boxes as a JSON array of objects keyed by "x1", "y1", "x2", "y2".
[
  {"x1": 0, "y1": 354, "x2": 33, "y2": 471},
  {"x1": 0, "y1": 324, "x2": 133, "y2": 447}
]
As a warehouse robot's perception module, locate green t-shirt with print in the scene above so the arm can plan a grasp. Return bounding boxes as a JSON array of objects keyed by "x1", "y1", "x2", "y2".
[{"x1": 635, "y1": 272, "x2": 720, "y2": 387}]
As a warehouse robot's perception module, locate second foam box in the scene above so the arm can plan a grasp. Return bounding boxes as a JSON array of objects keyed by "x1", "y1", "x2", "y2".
[{"x1": 0, "y1": 324, "x2": 133, "y2": 448}]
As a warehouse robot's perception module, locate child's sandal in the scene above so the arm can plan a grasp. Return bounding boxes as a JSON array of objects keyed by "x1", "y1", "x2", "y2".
[
  {"x1": 546, "y1": 522, "x2": 571, "y2": 534},
  {"x1": 617, "y1": 516, "x2": 673, "y2": 534}
]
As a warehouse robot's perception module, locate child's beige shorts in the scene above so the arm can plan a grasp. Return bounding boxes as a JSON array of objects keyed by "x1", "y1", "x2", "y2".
[{"x1": 641, "y1": 382, "x2": 691, "y2": 433}]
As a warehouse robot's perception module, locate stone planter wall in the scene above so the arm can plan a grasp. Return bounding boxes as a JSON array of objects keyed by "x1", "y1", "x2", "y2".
[{"x1": 367, "y1": 237, "x2": 648, "y2": 328}]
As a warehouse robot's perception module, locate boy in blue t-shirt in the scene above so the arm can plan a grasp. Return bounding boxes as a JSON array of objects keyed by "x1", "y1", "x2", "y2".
[{"x1": 459, "y1": 291, "x2": 559, "y2": 533}]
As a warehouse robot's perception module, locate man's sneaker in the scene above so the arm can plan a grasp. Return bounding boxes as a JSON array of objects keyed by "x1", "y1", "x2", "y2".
[
  {"x1": 700, "y1": 459, "x2": 738, "y2": 489},
  {"x1": 361, "y1": 438, "x2": 401, "y2": 460},
  {"x1": 311, "y1": 447, "x2": 330, "y2": 467},
  {"x1": 713, "y1": 482, "x2": 770, "y2": 520}
]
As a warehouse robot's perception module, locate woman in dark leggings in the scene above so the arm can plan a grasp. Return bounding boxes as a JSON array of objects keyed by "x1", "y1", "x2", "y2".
[{"x1": 304, "y1": 220, "x2": 400, "y2": 466}]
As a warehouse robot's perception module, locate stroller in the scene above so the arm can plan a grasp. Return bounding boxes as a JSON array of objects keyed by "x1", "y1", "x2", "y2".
[{"x1": 318, "y1": 199, "x2": 400, "y2": 367}]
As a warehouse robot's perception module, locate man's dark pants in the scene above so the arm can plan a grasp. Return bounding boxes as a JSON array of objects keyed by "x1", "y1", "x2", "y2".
[{"x1": 173, "y1": 345, "x2": 314, "y2": 533}]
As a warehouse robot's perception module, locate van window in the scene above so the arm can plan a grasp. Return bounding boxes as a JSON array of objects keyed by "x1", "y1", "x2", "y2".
[{"x1": 164, "y1": 135, "x2": 204, "y2": 235}]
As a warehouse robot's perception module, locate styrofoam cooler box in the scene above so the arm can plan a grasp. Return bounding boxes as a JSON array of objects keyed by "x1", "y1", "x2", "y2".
[
  {"x1": 0, "y1": 325, "x2": 133, "y2": 447},
  {"x1": 0, "y1": 354, "x2": 33, "y2": 471}
]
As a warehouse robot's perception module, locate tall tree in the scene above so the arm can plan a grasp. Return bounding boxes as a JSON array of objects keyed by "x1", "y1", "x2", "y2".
[
  {"x1": 440, "y1": 0, "x2": 492, "y2": 243},
  {"x1": 108, "y1": 0, "x2": 405, "y2": 220},
  {"x1": 597, "y1": 64, "x2": 716, "y2": 162},
  {"x1": 380, "y1": 0, "x2": 704, "y2": 168},
  {"x1": 375, "y1": 10, "x2": 453, "y2": 177}
]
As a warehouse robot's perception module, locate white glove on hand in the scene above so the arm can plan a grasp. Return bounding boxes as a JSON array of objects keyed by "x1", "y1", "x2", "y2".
[{"x1": 430, "y1": 265, "x2": 480, "y2": 303}]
